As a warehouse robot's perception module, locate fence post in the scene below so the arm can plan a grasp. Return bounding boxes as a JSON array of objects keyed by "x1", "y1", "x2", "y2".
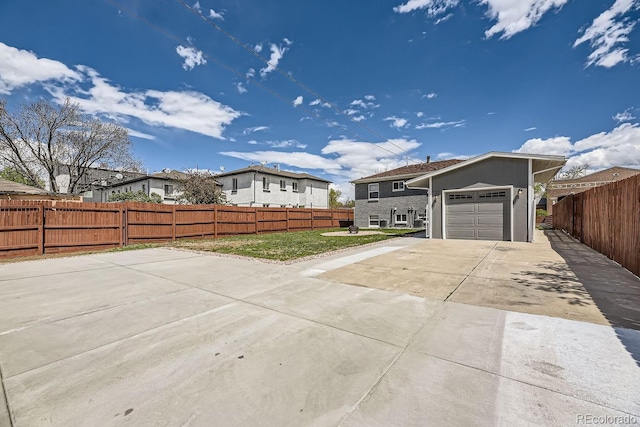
[
  {"x1": 38, "y1": 203, "x2": 45, "y2": 255},
  {"x1": 214, "y1": 204, "x2": 218, "y2": 239},
  {"x1": 311, "y1": 208, "x2": 314, "y2": 230},
  {"x1": 119, "y1": 207, "x2": 123, "y2": 247},
  {"x1": 286, "y1": 208, "x2": 290, "y2": 232},
  {"x1": 123, "y1": 205, "x2": 129, "y2": 246},
  {"x1": 172, "y1": 205, "x2": 176, "y2": 241},
  {"x1": 255, "y1": 207, "x2": 259, "y2": 234}
]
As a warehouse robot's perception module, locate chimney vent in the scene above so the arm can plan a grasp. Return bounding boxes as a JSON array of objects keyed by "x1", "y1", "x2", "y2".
[{"x1": 426, "y1": 156, "x2": 431, "y2": 163}]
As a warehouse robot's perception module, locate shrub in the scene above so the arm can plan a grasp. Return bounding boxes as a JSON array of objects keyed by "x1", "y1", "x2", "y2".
[{"x1": 536, "y1": 209, "x2": 548, "y2": 217}]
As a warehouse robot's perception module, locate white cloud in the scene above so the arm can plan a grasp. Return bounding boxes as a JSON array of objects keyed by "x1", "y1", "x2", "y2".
[
  {"x1": 350, "y1": 99, "x2": 379, "y2": 109},
  {"x1": 345, "y1": 109, "x2": 359, "y2": 116},
  {"x1": 436, "y1": 151, "x2": 474, "y2": 160},
  {"x1": 309, "y1": 99, "x2": 321, "y2": 106},
  {"x1": 209, "y1": 9, "x2": 224, "y2": 20},
  {"x1": 352, "y1": 115, "x2": 366, "y2": 122},
  {"x1": 525, "y1": 126, "x2": 537, "y2": 131},
  {"x1": 393, "y1": 0, "x2": 459, "y2": 16},
  {"x1": 514, "y1": 123, "x2": 640, "y2": 170},
  {"x1": 322, "y1": 101, "x2": 332, "y2": 108},
  {"x1": 384, "y1": 116, "x2": 409, "y2": 129},
  {"x1": 435, "y1": 13, "x2": 453, "y2": 24},
  {"x1": 260, "y1": 43, "x2": 288, "y2": 78},
  {"x1": 416, "y1": 112, "x2": 424, "y2": 117},
  {"x1": 242, "y1": 126, "x2": 269, "y2": 135},
  {"x1": 236, "y1": 82, "x2": 247, "y2": 94},
  {"x1": 283, "y1": 38, "x2": 293, "y2": 46},
  {"x1": 176, "y1": 45, "x2": 207, "y2": 71},
  {"x1": 0, "y1": 42, "x2": 81, "y2": 94},
  {"x1": 293, "y1": 95, "x2": 303, "y2": 107},
  {"x1": 46, "y1": 66, "x2": 240, "y2": 140},
  {"x1": 364, "y1": 94, "x2": 376, "y2": 101},
  {"x1": 574, "y1": 0, "x2": 639, "y2": 68},
  {"x1": 481, "y1": 0, "x2": 568, "y2": 40},
  {"x1": 254, "y1": 44, "x2": 262, "y2": 53},
  {"x1": 422, "y1": 92, "x2": 437, "y2": 99},
  {"x1": 192, "y1": 1, "x2": 201, "y2": 12},
  {"x1": 267, "y1": 139, "x2": 307, "y2": 149},
  {"x1": 613, "y1": 108, "x2": 636, "y2": 123},
  {"x1": 415, "y1": 120, "x2": 464, "y2": 129},
  {"x1": 246, "y1": 68, "x2": 255, "y2": 79},
  {"x1": 126, "y1": 128, "x2": 156, "y2": 140}
]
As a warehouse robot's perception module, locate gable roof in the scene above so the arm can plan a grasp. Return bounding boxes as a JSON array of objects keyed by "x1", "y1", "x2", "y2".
[
  {"x1": 351, "y1": 159, "x2": 464, "y2": 184},
  {"x1": 0, "y1": 178, "x2": 50, "y2": 195},
  {"x1": 216, "y1": 165, "x2": 331, "y2": 183},
  {"x1": 550, "y1": 166, "x2": 639, "y2": 185},
  {"x1": 406, "y1": 152, "x2": 566, "y2": 188}
]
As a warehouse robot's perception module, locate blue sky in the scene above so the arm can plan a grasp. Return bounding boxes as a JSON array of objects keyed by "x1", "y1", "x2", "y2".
[{"x1": 0, "y1": 0, "x2": 639, "y2": 197}]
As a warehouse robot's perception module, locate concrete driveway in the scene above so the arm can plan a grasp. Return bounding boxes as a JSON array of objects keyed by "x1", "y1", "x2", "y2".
[{"x1": 0, "y1": 232, "x2": 639, "y2": 426}]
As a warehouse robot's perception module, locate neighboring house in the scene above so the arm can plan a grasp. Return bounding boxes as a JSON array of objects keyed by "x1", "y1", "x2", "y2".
[
  {"x1": 0, "y1": 178, "x2": 82, "y2": 201},
  {"x1": 404, "y1": 152, "x2": 565, "y2": 242},
  {"x1": 95, "y1": 169, "x2": 195, "y2": 204},
  {"x1": 52, "y1": 165, "x2": 146, "y2": 202},
  {"x1": 352, "y1": 158, "x2": 464, "y2": 229},
  {"x1": 216, "y1": 165, "x2": 331, "y2": 208},
  {"x1": 545, "y1": 166, "x2": 640, "y2": 215}
]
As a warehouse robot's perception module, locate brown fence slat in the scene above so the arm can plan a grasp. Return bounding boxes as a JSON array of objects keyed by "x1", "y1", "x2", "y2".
[{"x1": 553, "y1": 175, "x2": 639, "y2": 277}]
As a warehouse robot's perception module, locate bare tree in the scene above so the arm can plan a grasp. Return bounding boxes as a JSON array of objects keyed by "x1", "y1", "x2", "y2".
[
  {"x1": 176, "y1": 171, "x2": 227, "y2": 205},
  {"x1": 556, "y1": 164, "x2": 590, "y2": 180},
  {"x1": 0, "y1": 98, "x2": 141, "y2": 193}
]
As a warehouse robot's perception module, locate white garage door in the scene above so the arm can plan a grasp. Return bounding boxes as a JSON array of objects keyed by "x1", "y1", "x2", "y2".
[{"x1": 446, "y1": 190, "x2": 508, "y2": 241}]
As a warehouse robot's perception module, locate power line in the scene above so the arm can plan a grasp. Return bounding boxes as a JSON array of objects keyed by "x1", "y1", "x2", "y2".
[
  {"x1": 175, "y1": 0, "x2": 425, "y2": 165},
  {"x1": 104, "y1": 0, "x2": 425, "y2": 162}
]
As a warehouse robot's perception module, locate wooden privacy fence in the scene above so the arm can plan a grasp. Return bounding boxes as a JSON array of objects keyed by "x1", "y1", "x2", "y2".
[
  {"x1": 0, "y1": 201, "x2": 354, "y2": 259},
  {"x1": 553, "y1": 174, "x2": 639, "y2": 277}
]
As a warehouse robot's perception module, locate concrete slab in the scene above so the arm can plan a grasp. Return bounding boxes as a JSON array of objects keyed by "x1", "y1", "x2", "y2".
[
  {"x1": 245, "y1": 278, "x2": 442, "y2": 346},
  {"x1": 89, "y1": 247, "x2": 203, "y2": 266},
  {"x1": 127, "y1": 255, "x2": 298, "y2": 299},
  {"x1": 409, "y1": 303, "x2": 640, "y2": 414},
  {"x1": 341, "y1": 350, "x2": 638, "y2": 427},
  {"x1": 449, "y1": 276, "x2": 609, "y2": 325},
  {"x1": 0, "y1": 288, "x2": 233, "y2": 377},
  {"x1": 0, "y1": 255, "x2": 112, "y2": 282},
  {"x1": 319, "y1": 264, "x2": 466, "y2": 300},
  {"x1": 0, "y1": 376, "x2": 10, "y2": 427},
  {"x1": 0, "y1": 268, "x2": 187, "y2": 333},
  {"x1": 5, "y1": 302, "x2": 401, "y2": 427},
  {"x1": 357, "y1": 251, "x2": 483, "y2": 274}
]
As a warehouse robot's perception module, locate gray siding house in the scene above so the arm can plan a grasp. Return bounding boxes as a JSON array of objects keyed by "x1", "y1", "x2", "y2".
[
  {"x1": 352, "y1": 159, "x2": 462, "y2": 229},
  {"x1": 406, "y1": 152, "x2": 565, "y2": 242}
]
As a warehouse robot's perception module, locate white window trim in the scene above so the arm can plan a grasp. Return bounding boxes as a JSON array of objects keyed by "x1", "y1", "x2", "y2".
[
  {"x1": 441, "y1": 185, "x2": 514, "y2": 242},
  {"x1": 395, "y1": 214, "x2": 407, "y2": 224},
  {"x1": 368, "y1": 183, "x2": 379, "y2": 201},
  {"x1": 292, "y1": 182, "x2": 299, "y2": 193},
  {"x1": 280, "y1": 180, "x2": 286, "y2": 191},
  {"x1": 392, "y1": 181, "x2": 405, "y2": 192},
  {"x1": 369, "y1": 215, "x2": 380, "y2": 228}
]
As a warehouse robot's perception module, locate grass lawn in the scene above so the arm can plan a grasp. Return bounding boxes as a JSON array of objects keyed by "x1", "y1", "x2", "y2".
[{"x1": 170, "y1": 228, "x2": 420, "y2": 261}]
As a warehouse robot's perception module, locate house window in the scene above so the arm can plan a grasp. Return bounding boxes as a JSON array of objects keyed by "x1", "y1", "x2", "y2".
[
  {"x1": 392, "y1": 181, "x2": 405, "y2": 192},
  {"x1": 232, "y1": 178, "x2": 238, "y2": 193},
  {"x1": 142, "y1": 184, "x2": 146, "y2": 193},
  {"x1": 369, "y1": 215, "x2": 380, "y2": 227},
  {"x1": 164, "y1": 184, "x2": 174, "y2": 195},
  {"x1": 395, "y1": 214, "x2": 407, "y2": 224},
  {"x1": 262, "y1": 176, "x2": 270, "y2": 192},
  {"x1": 368, "y1": 183, "x2": 379, "y2": 200},
  {"x1": 292, "y1": 182, "x2": 299, "y2": 192},
  {"x1": 280, "y1": 180, "x2": 286, "y2": 191}
]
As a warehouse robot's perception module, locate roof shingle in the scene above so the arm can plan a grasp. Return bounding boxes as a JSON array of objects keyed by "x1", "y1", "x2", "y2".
[{"x1": 352, "y1": 159, "x2": 464, "y2": 182}]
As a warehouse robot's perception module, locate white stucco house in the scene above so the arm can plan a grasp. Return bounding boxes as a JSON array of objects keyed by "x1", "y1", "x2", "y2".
[
  {"x1": 216, "y1": 165, "x2": 331, "y2": 208},
  {"x1": 96, "y1": 169, "x2": 193, "y2": 204}
]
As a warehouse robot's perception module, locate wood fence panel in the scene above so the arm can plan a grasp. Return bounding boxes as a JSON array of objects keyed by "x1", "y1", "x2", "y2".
[
  {"x1": 0, "y1": 201, "x2": 40, "y2": 258},
  {"x1": 0, "y1": 200, "x2": 354, "y2": 258},
  {"x1": 554, "y1": 175, "x2": 639, "y2": 277}
]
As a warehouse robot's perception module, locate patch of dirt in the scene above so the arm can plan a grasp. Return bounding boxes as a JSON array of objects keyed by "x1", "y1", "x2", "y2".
[
  {"x1": 174, "y1": 239, "x2": 264, "y2": 250},
  {"x1": 321, "y1": 231, "x2": 386, "y2": 237}
]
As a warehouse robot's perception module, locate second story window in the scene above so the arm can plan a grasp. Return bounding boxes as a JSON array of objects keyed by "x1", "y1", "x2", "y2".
[
  {"x1": 292, "y1": 182, "x2": 299, "y2": 192},
  {"x1": 164, "y1": 184, "x2": 174, "y2": 195},
  {"x1": 280, "y1": 180, "x2": 286, "y2": 191},
  {"x1": 262, "y1": 176, "x2": 270, "y2": 192},
  {"x1": 392, "y1": 181, "x2": 405, "y2": 192},
  {"x1": 368, "y1": 183, "x2": 379, "y2": 200},
  {"x1": 232, "y1": 178, "x2": 238, "y2": 193}
]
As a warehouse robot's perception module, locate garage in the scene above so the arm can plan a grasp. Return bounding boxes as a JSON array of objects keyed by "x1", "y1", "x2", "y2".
[{"x1": 444, "y1": 188, "x2": 511, "y2": 241}]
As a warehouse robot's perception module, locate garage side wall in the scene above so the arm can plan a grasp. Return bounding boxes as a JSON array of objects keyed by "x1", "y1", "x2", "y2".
[{"x1": 431, "y1": 158, "x2": 529, "y2": 241}]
